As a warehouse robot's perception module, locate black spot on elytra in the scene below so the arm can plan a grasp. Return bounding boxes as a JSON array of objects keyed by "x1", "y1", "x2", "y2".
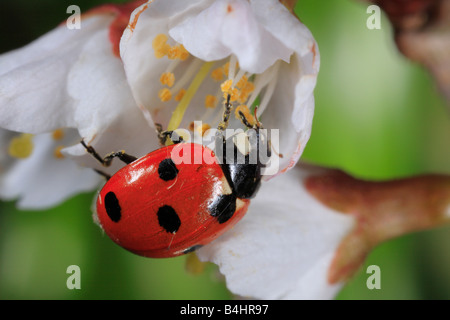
[
  {"x1": 183, "y1": 244, "x2": 203, "y2": 254},
  {"x1": 157, "y1": 205, "x2": 181, "y2": 233},
  {"x1": 208, "y1": 193, "x2": 237, "y2": 224},
  {"x1": 158, "y1": 158, "x2": 179, "y2": 181},
  {"x1": 104, "y1": 191, "x2": 121, "y2": 222}
]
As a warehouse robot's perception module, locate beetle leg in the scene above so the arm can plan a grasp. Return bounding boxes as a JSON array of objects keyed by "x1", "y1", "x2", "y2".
[
  {"x1": 217, "y1": 93, "x2": 232, "y2": 133},
  {"x1": 155, "y1": 123, "x2": 183, "y2": 145},
  {"x1": 93, "y1": 169, "x2": 111, "y2": 181},
  {"x1": 80, "y1": 139, "x2": 137, "y2": 167}
]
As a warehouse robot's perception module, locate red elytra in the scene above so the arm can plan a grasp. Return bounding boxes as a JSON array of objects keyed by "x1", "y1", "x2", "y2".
[{"x1": 96, "y1": 143, "x2": 250, "y2": 258}]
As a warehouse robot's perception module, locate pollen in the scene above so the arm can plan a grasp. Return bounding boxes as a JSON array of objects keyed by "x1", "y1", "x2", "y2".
[
  {"x1": 158, "y1": 88, "x2": 172, "y2": 102},
  {"x1": 238, "y1": 82, "x2": 255, "y2": 104},
  {"x1": 153, "y1": 34, "x2": 168, "y2": 49},
  {"x1": 167, "y1": 44, "x2": 190, "y2": 60},
  {"x1": 54, "y1": 145, "x2": 65, "y2": 159},
  {"x1": 211, "y1": 67, "x2": 225, "y2": 82},
  {"x1": 196, "y1": 123, "x2": 211, "y2": 137},
  {"x1": 235, "y1": 105, "x2": 256, "y2": 127},
  {"x1": 52, "y1": 128, "x2": 65, "y2": 141},
  {"x1": 178, "y1": 44, "x2": 190, "y2": 61},
  {"x1": 221, "y1": 79, "x2": 239, "y2": 102},
  {"x1": 204, "y1": 95, "x2": 217, "y2": 109},
  {"x1": 160, "y1": 72, "x2": 175, "y2": 87},
  {"x1": 175, "y1": 89, "x2": 186, "y2": 102},
  {"x1": 222, "y1": 62, "x2": 230, "y2": 77},
  {"x1": 152, "y1": 34, "x2": 171, "y2": 59},
  {"x1": 220, "y1": 79, "x2": 233, "y2": 93},
  {"x1": 8, "y1": 133, "x2": 34, "y2": 159}
]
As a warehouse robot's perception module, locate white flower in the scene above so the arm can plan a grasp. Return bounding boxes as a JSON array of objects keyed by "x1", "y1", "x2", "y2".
[
  {"x1": 197, "y1": 164, "x2": 355, "y2": 299},
  {"x1": 0, "y1": 0, "x2": 448, "y2": 301},
  {"x1": 0, "y1": 128, "x2": 100, "y2": 209},
  {"x1": 0, "y1": 0, "x2": 356, "y2": 299},
  {"x1": 120, "y1": 0, "x2": 319, "y2": 175},
  {"x1": 0, "y1": 2, "x2": 158, "y2": 207}
]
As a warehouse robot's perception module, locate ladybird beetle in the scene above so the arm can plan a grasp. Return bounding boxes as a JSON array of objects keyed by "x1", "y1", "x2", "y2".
[{"x1": 82, "y1": 95, "x2": 268, "y2": 258}]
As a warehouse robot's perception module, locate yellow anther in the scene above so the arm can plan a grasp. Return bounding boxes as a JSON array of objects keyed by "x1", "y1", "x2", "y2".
[
  {"x1": 238, "y1": 83, "x2": 255, "y2": 104},
  {"x1": 222, "y1": 62, "x2": 230, "y2": 77},
  {"x1": 236, "y1": 75, "x2": 248, "y2": 89},
  {"x1": 235, "y1": 105, "x2": 256, "y2": 127},
  {"x1": 167, "y1": 44, "x2": 189, "y2": 60},
  {"x1": 211, "y1": 67, "x2": 225, "y2": 82},
  {"x1": 8, "y1": 133, "x2": 34, "y2": 159},
  {"x1": 155, "y1": 43, "x2": 170, "y2": 59},
  {"x1": 175, "y1": 89, "x2": 186, "y2": 102},
  {"x1": 54, "y1": 145, "x2": 65, "y2": 159},
  {"x1": 220, "y1": 79, "x2": 233, "y2": 93},
  {"x1": 160, "y1": 72, "x2": 175, "y2": 87},
  {"x1": 167, "y1": 62, "x2": 214, "y2": 131},
  {"x1": 185, "y1": 253, "x2": 206, "y2": 275},
  {"x1": 204, "y1": 95, "x2": 217, "y2": 109},
  {"x1": 221, "y1": 79, "x2": 239, "y2": 102},
  {"x1": 167, "y1": 46, "x2": 179, "y2": 60},
  {"x1": 152, "y1": 34, "x2": 170, "y2": 59},
  {"x1": 158, "y1": 88, "x2": 172, "y2": 102},
  {"x1": 178, "y1": 44, "x2": 190, "y2": 61},
  {"x1": 152, "y1": 34, "x2": 168, "y2": 49},
  {"x1": 224, "y1": 88, "x2": 239, "y2": 102},
  {"x1": 196, "y1": 123, "x2": 211, "y2": 137},
  {"x1": 52, "y1": 128, "x2": 65, "y2": 141}
]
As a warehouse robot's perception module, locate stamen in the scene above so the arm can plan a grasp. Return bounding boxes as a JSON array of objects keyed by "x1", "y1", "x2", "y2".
[
  {"x1": 152, "y1": 34, "x2": 168, "y2": 49},
  {"x1": 205, "y1": 95, "x2": 217, "y2": 109},
  {"x1": 234, "y1": 69, "x2": 247, "y2": 87},
  {"x1": 235, "y1": 105, "x2": 256, "y2": 127},
  {"x1": 54, "y1": 145, "x2": 65, "y2": 159},
  {"x1": 196, "y1": 123, "x2": 211, "y2": 137},
  {"x1": 221, "y1": 79, "x2": 233, "y2": 93},
  {"x1": 152, "y1": 34, "x2": 170, "y2": 59},
  {"x1": 167, "y1": 44, "x2": 190, "y2": 60},
  {"x1": 220, "y1": 79, "x2": 239, "y2": 102},
  {"x1": 171, "y1": 59, "x2": 203, "y2": 95},
  {"x1": 167, "y1": 46, "x2": 179, "y2": 60},
  {"x1": 235, "y1": 74, "x2": 255, "y2": 104},
  {"x1": 177, "y1": 44, "x2": 190, "y2": 61},
  {"x1": 222, "y1": 62, "x2": 230, "y2": 77},
  {"x1": 257, "y1": 63, "x2": 280, "y2": 115},
  {"x1": 158, "y1": 88, "x2": 172, "y2": 102},
  {"x1": 228, "y1": 55, "x2": 238, "y2": 80},
  {"x1": 174, "y1": 89, "x2": 186, "y2": 102},
  {"x1": 246, "y1": 64, "x2": 278, "y2": 108},
  {"x1": 8, "y1": 133, "x2": 34, "y2": 159},
  {"x1": 160, "y1": 72, "x2": 175, "y2": 87},
  {"x1": 211, "y1": 67, "x2": 225, "y2": 82},
  {"x1": 52, "y1": 128, "x2": 64, "y2": 141},
  {"x1": 167, "y1": 61, "x2": 214, "y2": 131}
]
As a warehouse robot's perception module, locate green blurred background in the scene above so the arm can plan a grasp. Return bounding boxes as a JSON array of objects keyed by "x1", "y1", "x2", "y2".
[{"x1": 0, "y1": 0, "x2": 449, "y2": 299}]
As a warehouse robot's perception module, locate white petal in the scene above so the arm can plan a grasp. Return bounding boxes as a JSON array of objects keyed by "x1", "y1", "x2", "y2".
[
  {"x1": 197, "y1": 165, "x2": 354, "y2": 300},
  {"x1": 0, "y1": 15, "x2": 114, "y2": 134},
  {"x1": 0, "y1": 131, "x2": 100, "y2": 209},
  {"x1": 63, "y1": 28, "x2": 160, "y2": 174},
  {"x1": 169, "y1": 0, "x2": 293, "y2": 74}
]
